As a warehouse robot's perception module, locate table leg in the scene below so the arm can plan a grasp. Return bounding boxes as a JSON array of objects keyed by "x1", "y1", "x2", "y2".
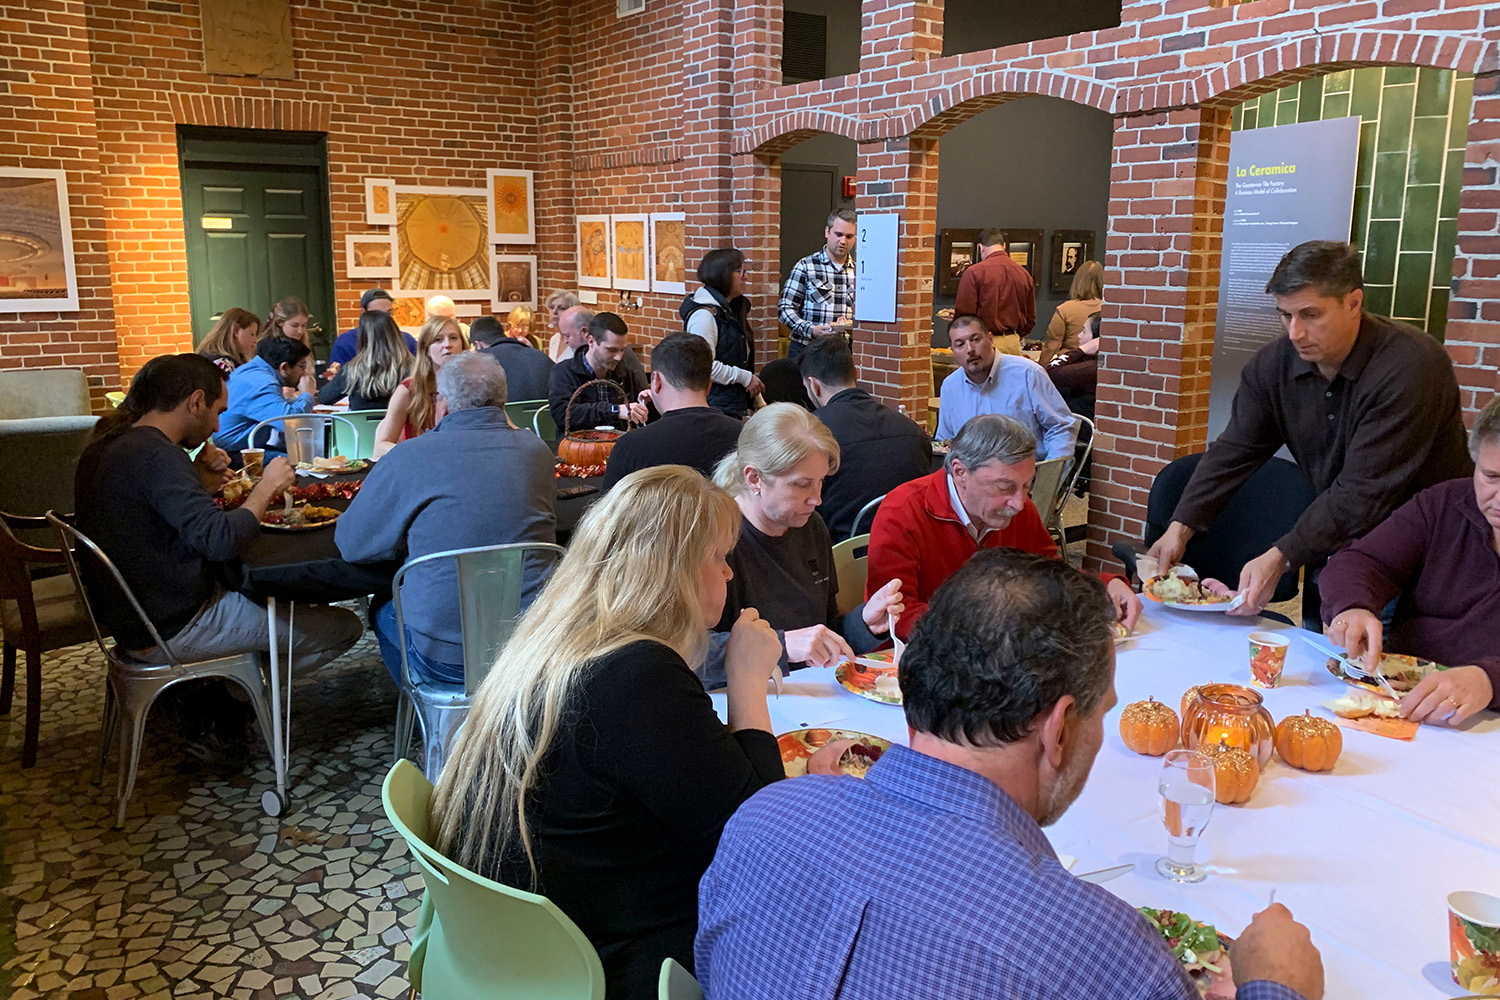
[{"x1": 264, "y1": 598, "x2": 287, "y2": 815}]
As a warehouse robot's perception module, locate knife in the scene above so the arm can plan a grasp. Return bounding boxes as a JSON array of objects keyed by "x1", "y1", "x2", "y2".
[{"x1": 1076, "y1": 863, "x2": 1134, "y2": 885}]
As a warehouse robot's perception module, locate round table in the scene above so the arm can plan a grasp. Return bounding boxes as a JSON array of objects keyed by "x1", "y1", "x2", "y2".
[{"x1": 711, "y1": 606, "x2": 1500, "y2": 999}]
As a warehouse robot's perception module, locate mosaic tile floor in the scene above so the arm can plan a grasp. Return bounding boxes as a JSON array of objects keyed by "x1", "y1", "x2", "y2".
[{"x1": 0, "y1": 630, "x2": 424, "y2": 1000}]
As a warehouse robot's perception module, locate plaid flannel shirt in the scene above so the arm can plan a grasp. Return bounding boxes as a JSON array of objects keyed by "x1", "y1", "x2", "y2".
[{"x1": 777, "y1": 249, "x2": 856, "y2": 343}]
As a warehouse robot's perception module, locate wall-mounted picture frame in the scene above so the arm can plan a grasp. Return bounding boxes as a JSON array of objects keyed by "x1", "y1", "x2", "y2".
[
  {"x1": 0, "y1": 168, "x2": 80, "y2": 313},
  {"x1": 491, "y1": 254, "x2": 538, "y2": 310},
  {"x1": 393, "y1": 185, "x2": 492, "y2": 301},
  {"x1": 610, "y1": 213, "x2": 651, "y2": 293},
  {"x1": 486, "y1": 168, "x2": 535, "y2": 245},
  {"x1": 1050, "y1": 229, "x2": 1097, "y2": 293},
  {"x1": 999, "y1": 228, "x2": 1045, "y2": 290},
  {"x1": 345, "y1": 233, "x2": 397, "y2": 279},
  {"x1": 650, "y1": 212, "x2": 686, "y2": 295},
  {"x1": 937, "y1": 227, "x2": 979, "y2": 296},
  {"x1": 365, "y1": 177, "x2": 396, "y2": 226},
  {"x1": 577, "y1": 215, "x2": 611, "y2": 289}
]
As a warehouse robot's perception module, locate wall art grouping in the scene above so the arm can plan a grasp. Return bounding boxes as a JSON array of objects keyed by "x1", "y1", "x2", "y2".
[{"x1": 576, "y1": 212, "x2": 686, "y2": 294}]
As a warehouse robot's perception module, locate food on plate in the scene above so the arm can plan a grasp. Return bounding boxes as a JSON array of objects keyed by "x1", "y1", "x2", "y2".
[
  {"x1": 1119, "y1": 697, "x2": 1180, "y2": 756},
  {"x1": 1325, "y1": 652, "x2": 1441, "y2": 697},
  {"x1": 1205, "y1": 736, "x2": 1258, "y2": 805},
  {"x1": 296, "y1": 455, "x2": 367, "y2": 473},
  {"x1": 777, "y1": 728, "x2": 891, "y2": 778},
  {"x1": 1114, "y1": 621, "x2": 1131, "y2": 642},
  {"x1": 1325, "y1": 691, "x2": 1402, "y2": 719},
  {"x1": 261, "y1": 504, "x2": 339, "y2": 527},
  {"x1": 1145, "y1": 575, "x2": 1233, "y2": 605},
  {"x1": 1275, "y1": 710, "x2": 1342, "y2": 772},
  {"x1": 216, "y1": 472, "x2": 253, "y2": 509},
  {"x1": 836, "y1": 658, "x2": 902, "y2": 705},
  {"x1": 1138, "y1": 907, "x2": 1234, "y2": 998}
]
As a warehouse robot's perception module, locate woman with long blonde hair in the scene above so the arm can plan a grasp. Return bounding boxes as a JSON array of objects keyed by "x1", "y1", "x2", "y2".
[
  {"x1": 195, "y1": 307, "x2": 260, "y2": 374},
  {"x1": 1040, "y1": 259, "x2": 1104, "y2": 365},
  {"x1": 316, "y1": 310, "x2": 409, "y2": 411},
  {"x1": 431, "y1": 466, "x2": 788, "y2": 999},
  {"x1": 372, "y1": 315, "x2": 467, "y2": 456},
  {"x1": 701, "y1": 403, "x2": 904, "y2": 687},
  {"x1": 262, "y1": 295, "x2": 310, "y2": 345}
]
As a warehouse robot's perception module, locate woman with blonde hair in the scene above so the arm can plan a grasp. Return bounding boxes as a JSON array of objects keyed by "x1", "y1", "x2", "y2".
[
  {"x1": 262, "y1": 295, "x2": 311, "y2": 345},
  {"x1": 504, "y1": 304, "x2": 538, "y2": 348},
  {"x1": 544, "y1": 290, "x2": 579, "y2": 361},
  {"x1": 431, "y1": 466, "x2": 790, "y2": 999},
  {"x1": 701, "y1": 403, "x2": 904, "y2": 687},
  {"x1": 316, "y1": 310, "x2": 409, "y2": 411},
  {"x1": 372, "y1": 315, "x2": 467, "y2": 456},
  {"x1": 1039, "y1": 259, "x2": 1103, "y2": 365},
  {"x1": 195, "y1": 307, "x2": 261, "y2": 374}
]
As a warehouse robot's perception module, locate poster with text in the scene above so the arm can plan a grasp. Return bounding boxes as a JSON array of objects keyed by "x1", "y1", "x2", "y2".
[
  {"x1": 854, "y1": 213, "x2": 898, "y2": 324},
  {"x1": 1206, "y1": 117, "x2": 1360, "y2": 438}
]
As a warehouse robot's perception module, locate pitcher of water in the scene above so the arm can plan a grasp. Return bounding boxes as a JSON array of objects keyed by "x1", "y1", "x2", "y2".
[{"x1": 283, "y1": 418, "x2": 324, "y2": 466}]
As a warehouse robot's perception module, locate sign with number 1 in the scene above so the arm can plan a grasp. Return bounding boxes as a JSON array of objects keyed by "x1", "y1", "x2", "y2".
[{"x1": 855, "y1": 213, "x2": 899, "y2": 324}]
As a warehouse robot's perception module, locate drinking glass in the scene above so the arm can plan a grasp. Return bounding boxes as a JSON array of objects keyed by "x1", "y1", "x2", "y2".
[{"x1": 1156, "y1": 749, "x2": 1216, "y2": 883}]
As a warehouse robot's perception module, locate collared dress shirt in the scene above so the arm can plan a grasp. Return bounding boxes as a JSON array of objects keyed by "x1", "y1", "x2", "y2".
[
  {"x1": 696, "y1": 746, "x2": 1307, "y2": 1000},
  {"x1": 955, "y1": 250, "x2": 1037, "y2": 337},
  {"x1": 778, "y1": 249, "x2": 855, "y2": 344},
  {"x1": 935, "y1": 353, "x2": 1079, "y2": 460}
]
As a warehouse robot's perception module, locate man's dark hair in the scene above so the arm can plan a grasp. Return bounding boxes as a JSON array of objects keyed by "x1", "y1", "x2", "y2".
[
  {"x1": 948, "y1": 313, "x2": 988, "y2": 338},
  {"x1": 697, "y1": 248, "x2": 744, "y2": 297},
  {"x1": 1265, "y1": 240, "x2": 1364, "y2": 299},
  {"x1": 901, "y1": 549, "x2": 1115, "y2": 746},
  {"x1": 256, "y1": 334, "x2": 311, "y2": 370},
  {"x1": 977, "y1": 228, "x2": 1007, "y2": 248},
  {"x1": 468, "y1": 314, "x2": 504, "y2": 347},
  {"x1": 90, "y1": 353, "x2": 226, "y2": 444},
  {"x1": 651, "y1": 332, "x2": 712, "y2": 392},
  {"x1": 826, "y1": 208, "x2": 856, "y2": 228},
  {"x1": 797, "y1": 332, "x2": 857, "y2": 387},
  {"x1": 587, "y1": 311, "x2": 629, "y2": 342}
]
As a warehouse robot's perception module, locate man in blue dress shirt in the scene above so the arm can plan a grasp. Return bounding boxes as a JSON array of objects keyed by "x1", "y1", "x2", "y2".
[
  {"x1": 935, "y1": 314, "x2": 1079, "y2": 460},
  {"x1": 696, "y1": 549, "x2": 1324, "y2": 1000},
  {"x1": 214, "y1": 335, "x2": 318, "y2": 457}
]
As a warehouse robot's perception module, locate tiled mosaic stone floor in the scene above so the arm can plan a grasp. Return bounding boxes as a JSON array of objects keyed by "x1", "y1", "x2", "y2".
[{"x1": 0, "y1": 630, "x2": 423, "y2": 1000}]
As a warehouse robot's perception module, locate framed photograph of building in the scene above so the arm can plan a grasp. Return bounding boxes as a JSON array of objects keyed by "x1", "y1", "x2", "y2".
[
  {"x1": 937, "y1": 228, "x2": 979, "y2": 296},
  {"x1": 577, "y1": 215, "x2": 611, "y2": 289},
  {"x1": 1050, "y1": 230, "x2": 1097, "y2": 293},
  {"x1": 486, "y1": 168, "x2": 535, "y2": 245},
  {"x1": 393, "y1": 186, "x2": 492, "y2": 300},
  {"x1": 365, "y1": 177, "x2": 396, "y2": 226},
  {"x1": 610, "y1": 213, "x2": 651, "y2": 293},
  {"x1": 345, "y1": 233, "x2": 397, "y2": 279},
  {"x1": 491, "y1": 254, "x2": 538, "y2": 310},
  {"x1": 0, "y1": 168, "x2": 80, "y2": 313},
  {"x1": 650, "y1": 212, "x2": 686, "y2": 295}
]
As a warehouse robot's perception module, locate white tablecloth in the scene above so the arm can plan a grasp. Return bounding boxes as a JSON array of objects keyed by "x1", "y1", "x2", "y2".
[{"x1": 711, "y1": 605, "x2": 1500, "y2": 999}]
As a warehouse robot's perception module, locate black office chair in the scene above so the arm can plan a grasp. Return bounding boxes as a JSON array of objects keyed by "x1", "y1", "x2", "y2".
[{"x1": 1111, "y1": 453, "x2": 1315, "y2": 625}]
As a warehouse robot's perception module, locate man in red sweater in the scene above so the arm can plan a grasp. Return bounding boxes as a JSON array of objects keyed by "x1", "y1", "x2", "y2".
[{"x1": 867, "y1": 413, "x2": 1140, "y2": 639}]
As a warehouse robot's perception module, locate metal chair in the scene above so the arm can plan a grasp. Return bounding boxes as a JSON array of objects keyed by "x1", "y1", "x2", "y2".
[
  {"x1": 1045, "y1": 415, "x2": 1096, "y2": 561},
  {"x1": 832, "y1": 533, "x2": 870, "y2": 617},
  {"x1": 658, "y1": 958, "x2": 704, "y2": 1000},
  {"x1": 531, "y1": 404, "x2": 557, "y2": 443},
  {"x1": 505, "y1": 398, "x2": 547, "y2": 431},
  {"x1": 47, "y1": 514, "x2": 278, "y2": 827},
  {"x1": 247, "y1": 412, "x2": 361, "y2": 465},
  {"x1": 331, "y1": 409, "x2": 386, "y2": 460},
  {"x1": 391, "y1": 541, "x2": 565, "y2": 781},
  {"x1": 1027, "y1": 456, "x2": 1070, "y2": 533},
  {"x1": 849, "y1": 493, "x2": 886, "y2": 540}
]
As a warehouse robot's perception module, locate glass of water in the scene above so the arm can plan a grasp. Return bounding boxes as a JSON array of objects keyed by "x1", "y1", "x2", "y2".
[{"x1": 1156, "y1": 749, "x2": 1216, "y2": 883}]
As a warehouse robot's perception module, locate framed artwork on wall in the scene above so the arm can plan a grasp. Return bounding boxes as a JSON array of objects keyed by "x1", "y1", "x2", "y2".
[
  {"x1": 937, "y1": 228, "x2": 979, "y2": 296},
  {"x1": 610, "y1": 213, "x2": 651, "y2": 292},
  {"x1": 486, "y1": 168, "x2": 535, "y2": 245},
  {"x1": 491, "y1": 254, "x2": 538, "y2": 310},
  {"x1": 390, "y1": 296, "x2": 427, "y2": 332},
  {"x1": 365, "y1": 178, "x2": 395, "y2": 225},
  {"x1": 345, "y1": 233, "x2": 397, "y2": 279},
  {"x1": 999, "y1": 228, "x2": 1045, "y2": 290},
  {"x1": 1050, "y1": 230, "x2": 1097, "y2": 293},
  {"x1": 650, "y1": 212, "x2": 686, "y2": 295},
  {"x1": 0, "y1": 168, "x2": 80, "y2": 313},
  {"x1": 577, "y1": 215, "x2": 611, "y2": 289},
  {"x1": 393, "y1": 186, "x2": 492, "y2": 300}
]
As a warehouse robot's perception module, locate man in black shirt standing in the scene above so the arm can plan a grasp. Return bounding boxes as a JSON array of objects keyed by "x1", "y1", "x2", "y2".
[
  {"x1": 548, "y1": 312, "x2": 650, "y2": 434},
  {"x1": 798, "y1": 335, "x2": 932, "y2": 539},
  {"x1": 74, "y1": 354, "x2": 362, "y2": 668},
  {"x1": 471, "y1": 314, "x2": 554, "y2": 403},
  {"x1": 1148, "y1": 241, "x2": 1472, "y2": 621},
  {"x1": 603, "y1": 332, "x2": 743, "y2": 489}
]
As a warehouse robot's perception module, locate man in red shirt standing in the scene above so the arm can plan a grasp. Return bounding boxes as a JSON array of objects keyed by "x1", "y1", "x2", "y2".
[
  {"x1": 951, "y1": 228, "x2": 1037, "y2": 356},
  {"x1": 867, "y1": 413, "x2": 1140, "y2": 639}
]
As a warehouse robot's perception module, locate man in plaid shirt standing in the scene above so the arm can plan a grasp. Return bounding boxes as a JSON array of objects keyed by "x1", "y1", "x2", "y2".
[{"x1": 778, "y1": 209, "x2": 857, "y2": 358}]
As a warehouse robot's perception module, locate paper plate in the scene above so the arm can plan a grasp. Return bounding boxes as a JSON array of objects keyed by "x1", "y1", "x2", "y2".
[
  {"x1": 835, "y1": 654, "x2": 902, "y2": 705},
  {"x1": 777, "y1": 728, "x2": 892, "y2": 778}
]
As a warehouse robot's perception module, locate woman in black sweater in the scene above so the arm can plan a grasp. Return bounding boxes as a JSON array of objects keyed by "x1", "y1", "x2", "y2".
[
  {"x1": 431, "y1": 466, "x2": 805, "y2": 999},
  {"x1": 317, "y1": 310, "x2": 409, "y2": 411}
]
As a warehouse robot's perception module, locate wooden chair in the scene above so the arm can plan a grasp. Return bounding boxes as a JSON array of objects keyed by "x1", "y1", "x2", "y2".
[{"x1": 0, "y1": 512, "x2": 92, "y2": 767}]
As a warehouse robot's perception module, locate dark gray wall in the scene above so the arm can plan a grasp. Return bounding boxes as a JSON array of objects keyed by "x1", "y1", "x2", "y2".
[
  {"x1": 780, "y1": 133, "x2": 857, "y2": 280},
  {"x1": 783, "y1": 0, "x2": 861, "y2": 82},
  {"x1": 933, "y1": 96, "x2": 1113, "y2": 346},
  {"x1": 941, "y1": 0, "x2": 1121, "y2": 56}
]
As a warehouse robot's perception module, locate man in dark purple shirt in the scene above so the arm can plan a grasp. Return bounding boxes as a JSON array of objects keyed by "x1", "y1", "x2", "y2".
[{"x1": 1321, "y1": 398, "x2": 1500, "y2": 726}]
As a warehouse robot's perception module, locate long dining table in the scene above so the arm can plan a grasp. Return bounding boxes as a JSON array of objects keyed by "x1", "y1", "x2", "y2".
[{"x1": 712, "y1": 605, "x2": 1500, "y2": 999}]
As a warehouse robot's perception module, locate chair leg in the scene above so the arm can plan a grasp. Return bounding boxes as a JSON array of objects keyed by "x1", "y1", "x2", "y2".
[
  {"x1": 393, "y1": 693, "x2": 415, "y2": 766},
  {"x1": 21, "y1": 639, "x2": 40, "y2": 768},
  {"x1": 420, "y1": 702, "x2": 471, "y2": 783},
  {"x1": 114, "y1": 678, "x2": 167, "y2": 827},
  {"x1": 0, "y1": 640, "x2": 14, "y2": 713},
  {"x1": 96, "y1": 680, "x2": 118, "y2": 786}
]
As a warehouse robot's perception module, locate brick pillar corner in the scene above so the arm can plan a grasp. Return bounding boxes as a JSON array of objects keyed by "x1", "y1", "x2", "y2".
[
  {"x1": 860, "y1": 0, "x2": 944, "y2": 72},
  {"x1": 1446, "y1": 70, "x2": 1500, "y2": 421}
]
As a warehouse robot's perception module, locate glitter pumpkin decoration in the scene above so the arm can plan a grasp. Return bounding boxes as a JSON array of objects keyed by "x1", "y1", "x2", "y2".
[
  {"x1": 1181, "y1": 683, "x2": 1276, "y2": 767},
  {"x1": 1206, "y1": 735, "x2": 1259, "y2": 804},
  {"x1": 1275, "y1": 710, "x2": 1343, "y2": 772},
  {"x1": 1119, "y1": 698, "x2": 1180, "y2": 756}
]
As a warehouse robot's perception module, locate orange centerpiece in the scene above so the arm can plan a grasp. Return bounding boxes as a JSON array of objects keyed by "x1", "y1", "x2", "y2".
[{"x1": 1181, "y1": 683, "x2": 1276, "y2": 767}]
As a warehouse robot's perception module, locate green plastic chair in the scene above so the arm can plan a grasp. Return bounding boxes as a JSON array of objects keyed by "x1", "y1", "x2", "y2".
[
  {"x1": 531, "y1": 404, "x2": 557, "y2": 443},
  {"x1": 505, "y1": 398, "x2": 547, "y2": 430},
  {"x1": 332, "y1": 409, "x2": 386, "y2": 461},
  {"x1": 658, "y1": 958, "x2": 703, "y2": 1000},
  {"x1": 105, "y1": 391, "x2": 126, "y2": 408},
  {"x1": 381, "y1": 759, "x2": 606, "y2": 999}
]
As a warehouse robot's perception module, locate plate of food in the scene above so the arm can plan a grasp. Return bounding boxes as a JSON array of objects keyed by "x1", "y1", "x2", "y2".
[
  {"x1": 1138, "y1": 907, "x2": 1235, "y2": 998},
  {"x1": 1324, "y1": 692, "x2": 1419, "y2": 740},
  {"x1": 777, "y1": 728, "x2": 891, "y2": 778},
  {"x1": 1324, "y1": 652, "x2": 1443, "y2": 699},
  {"x1": 296, "y1": 455, "x2": 368, "y2": 475},
  {"x1": 1142, "y1": 574, "x2": 1239, "y2": 611},
  {"x1": 836, "y1": 653, "x2": 902, "y2": 705},
  {"x1": 261, "y1": 504, "x2": 341, "y2": 531}
]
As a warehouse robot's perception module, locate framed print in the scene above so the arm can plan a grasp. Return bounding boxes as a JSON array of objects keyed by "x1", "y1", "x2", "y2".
[
  {"x1": 486, "y1": 168, "x2": 535, "y2": 245},
  {"x1": 390, "y1": 296, "x2": 427, "y2": 332},
  {"x1": 610, "y1": 213, "x2": 651, "y2": 292},
  {"x1": 491, "y1": 254, "x2": 538, "y2": 310},
  {"x1": 999, "y1": 228, "x2": 1045, "y2": 289},
  {"x1": 937, "y1": 227, "x2": 979, "y2": 296},
  {"x1": 365, "y1": 177, "x2": 395, "y2": 225},
  {"x1": 0, "y1": 168, "x2": 80, "y2": 313},
  {"x1": 1050, "y1": 229, "x2": 1097, "y2": 293},
  {"x1": 393, "y1": 186, "x2": 492, "y2": 300},
  {"x1": 650, "y1": 212, "x2": 686, "y2": 295},
  {"x1": 577, "y1": 215, "x2": 611, "y2": 289},
  {"x1": 345, "y1": 233, "x2": 397, "y2": 279}
]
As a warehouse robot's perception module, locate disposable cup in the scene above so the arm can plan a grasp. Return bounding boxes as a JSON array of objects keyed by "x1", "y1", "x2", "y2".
[
  {"x1": 1448, "y1": 890, "x2": 1500, "y2": 994},
  {"x1": 1248, "y1": 631, "x2": 1289, "y2": 689}
]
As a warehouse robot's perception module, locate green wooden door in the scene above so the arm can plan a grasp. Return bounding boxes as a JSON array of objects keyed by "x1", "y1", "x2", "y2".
[{"x1": 181, "y1": 159, "x2": 336, "y2": 360}]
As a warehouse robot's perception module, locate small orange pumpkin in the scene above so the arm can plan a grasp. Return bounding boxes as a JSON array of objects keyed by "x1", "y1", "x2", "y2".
[
  {"x1": 1119, "y1": 698, "x2": 1180, "y2": 756},
  {"x1": 1276, "y1": 710, "x2": 1342, "y2": 772},
  {"x1": 1206, "y1": 736, "x2": 1259, "y2": 804}
]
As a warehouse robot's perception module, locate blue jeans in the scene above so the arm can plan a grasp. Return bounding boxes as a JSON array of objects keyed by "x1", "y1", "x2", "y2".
[{"x1": 373, "y1": 599, "x2": 464, "y2": 687}]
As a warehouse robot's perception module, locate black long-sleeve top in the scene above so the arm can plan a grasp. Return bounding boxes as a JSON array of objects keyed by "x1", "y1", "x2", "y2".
[{"x1": 548, "y1": 351, "x2": 648, "y2": 434}]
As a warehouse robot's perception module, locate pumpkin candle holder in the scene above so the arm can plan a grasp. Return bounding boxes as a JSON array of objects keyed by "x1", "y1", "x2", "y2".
[{"x1": 1181, "y1": 683, "x2": 1276, "y2": 767}]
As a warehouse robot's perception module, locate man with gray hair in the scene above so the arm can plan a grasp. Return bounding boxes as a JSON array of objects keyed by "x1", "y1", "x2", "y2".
[
  {"x1": 866, "y1": 412, "x2": 1139, "y2": 639},
  {"x1": 553, "y1": 305, "x2": 595, "y2": 364},
  {"x1": 337, "y1": 351, "x2": 558, "y2": 687}
]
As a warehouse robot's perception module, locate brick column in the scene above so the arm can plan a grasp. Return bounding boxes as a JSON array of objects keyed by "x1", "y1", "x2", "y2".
[
  {"x1": 680, "y1": 0, "x2": 737, "y2": 255},
  {"x1": 855, "y1": 136, "x2": 937, "y2": 414},
  {"x1": 731, "y1": 154, "x2": 782, "y2": 330},
  {"x1": 1086, "y1": 106, "x2": 1230, "y2": 568},
  {"x1": 534, "y1": 0, "x2": 575, "y2": 304},
  {"x1": 1446, "y1": 70, "x2": 1500, "y2": 419},
  {"x1": 860, "y1": 0, "x2": 944, "y2": 71}
]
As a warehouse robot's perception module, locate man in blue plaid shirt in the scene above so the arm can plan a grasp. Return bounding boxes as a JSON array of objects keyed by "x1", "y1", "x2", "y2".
[
  {"x1": 697, "y1": 550, "x2": 1324, "y2": 1000},
  {"x1": 778, "y1": 209, "x2": 857, "y2": 358}
]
